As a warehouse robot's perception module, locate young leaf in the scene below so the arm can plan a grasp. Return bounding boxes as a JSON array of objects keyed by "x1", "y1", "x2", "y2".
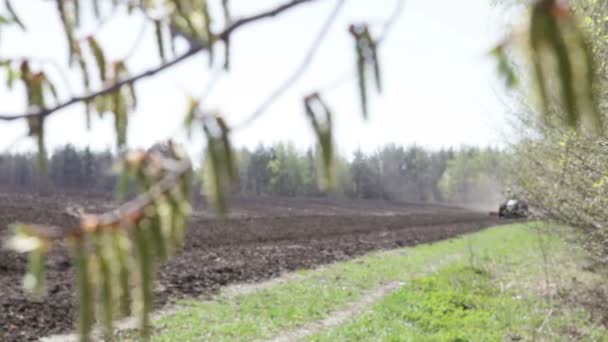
[
  {"x1": 154, "y1": 20, "x2": 166, "y2": 63},
  {"x1": 350, "y1": 25, "x2": 369, "y2": 119},
  {"x1": 216, "y1": 117, "x2": 237, "y2": 181},
  {"x1": 304, "y1": 93, "x2": 334, "y2": 188},
  {"x1": 171, "y1": 0, "x2": 198, "y2": 37},
  {"x1": 490, "y1": 43, "x2": 518, "y2": 88},
  {"x1": 183, "y1": 96, "x2": 199, "y2": 138},
  {"x1": 111, "y1": 230, "x2": 131, "y2": 317},
  {"x1": 202, "y1": 116, "x2": 235, "y2": 217},
  {"x1": 362, "y1": 27, "x2": 382, "y2": 93},
  {"x1": 201, "y1": 0, "x2": 214, "y2": 67},
  {"x1": 69, "y1": 237, "x2": 95, "y2": 342},
  {"x1": 24, "y1": 246, "x2": 47, "y2": 298},
  {"x1": 224, "y1": 37, "x2": 231, "y2": 71},
  {"x1": 5, "y1": 225, "x2": 48, "y2": 298},
  {"x1": 221, "y1": 0, "x2": 232, "y2": 69},
  {"x1": 56, "y1": 0, "x2": 76, "y2": 63},
  {"x1": 93, "y1": 232, "x2": 114, "y2": 340},
  {"x1": 87, "y1": 36, "x2": 107, "y2": 83},
  {"x1": 73, "y1": 45, "x2": 93, "y2": 128},
  {"x1": 73, "y1": 0, "x2": 81, "y2": 27},
  {"x1": 116, "y1": 162, "x2": 130, "y2": 202},
  {"x1": 529, "y1": 4, "x2": 550, "y2": 116},
  {"x1": 356, "y1": 48, "x2": 368, "y2": 119},
  {"x1": 115, "y1": 61, "x2": 137, "y2": 108},
  {"x1": 112, "y1": 90, "x2": 128, "y2": 148},
  {"x1": 42, "y1": 74, "x2": 60, "y2": 104},
  {"x1": 143, "y1": 207, "x2": 168, "y2": 261},
  {"x1": 541, "y1": 4, "x2": 577, "y2": 127},
  {"x1": 133, "y1": 225, "x2": 154, "y2": 338}
]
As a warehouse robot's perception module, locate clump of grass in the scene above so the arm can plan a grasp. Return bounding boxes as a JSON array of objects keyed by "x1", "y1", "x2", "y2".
[
  {"x1": 309, "y1": 264, "x2": 531, "y2": 341},
  {"x1": 309, "y1": 262, "x2": 608, "y2": 341}
]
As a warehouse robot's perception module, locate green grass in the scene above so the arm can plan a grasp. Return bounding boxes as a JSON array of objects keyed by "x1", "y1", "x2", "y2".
[
  {"x1": 121, "y1": 223, "x2": 607, "y2": 341},
  {"x1": 308, "y1": 263, "x2": 605, "y2": 341},
  {"x1": 309, "y1": 265, "x2": 517, "y2": 341}
]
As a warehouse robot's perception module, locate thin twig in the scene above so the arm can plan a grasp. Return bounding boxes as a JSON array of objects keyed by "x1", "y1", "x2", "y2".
[
  {"x1": 233, "y1": 0, "x2": 346, "y2": 130},
  {"x1": 24, "y1": 156, "x2": 192, "y2": 241},
  {"x1": 0, "y1": 0, "x2": 320, "y2": 122},
  {"x1": 83, "y1": 2, "x2": 121, "y2": 38},
  {"x1": 197, "y1": 68, "x2": 225, "y2": 104},
  {"x1": 1, "y1": 134, "x2": 27, "y2": 154},
  {"x1": 123, "y1": 16, "x2": 149, "y2": 60},
  {"x1": 377, "y1": 0, "x2": 406, "y2": 43}
]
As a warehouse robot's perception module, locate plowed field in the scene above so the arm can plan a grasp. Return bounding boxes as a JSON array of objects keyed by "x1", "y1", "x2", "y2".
[{"x1": 0, "y1": 192, "x2": 502, "y2": 341}]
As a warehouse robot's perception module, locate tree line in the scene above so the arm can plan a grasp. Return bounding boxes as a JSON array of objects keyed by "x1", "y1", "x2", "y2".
[{"x1": 0, "y1": 143, "x2": 505, "y2": 204}]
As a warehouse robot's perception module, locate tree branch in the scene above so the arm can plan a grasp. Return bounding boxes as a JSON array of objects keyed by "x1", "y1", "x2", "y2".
[
  {"x1": 233, "y1": 0, "x2": 346, "y2": 130},
  {"x1": 0, "y1": 0, "x2": 321, "y2": 122},
  {"x1": 23, "y1": 154, "x2": 192, "y2": 241},
  {"x1": 233, "y1": 0, "x2": 404, "y2": 129}
]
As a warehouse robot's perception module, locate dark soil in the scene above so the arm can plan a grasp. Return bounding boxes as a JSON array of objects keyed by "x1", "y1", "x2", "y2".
[{"x1": 0, "y1": 192, "x2": 502, "y2": 342}]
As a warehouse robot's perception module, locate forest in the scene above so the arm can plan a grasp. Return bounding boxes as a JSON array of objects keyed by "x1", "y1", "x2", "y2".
[{"x1": 0, "y1": 143, "x2": 505, "y2": 205}]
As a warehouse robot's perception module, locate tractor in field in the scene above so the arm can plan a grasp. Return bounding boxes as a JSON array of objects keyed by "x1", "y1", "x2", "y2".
[{"x1": 498, "y1": 199, "x2": 529, "y2": 218}]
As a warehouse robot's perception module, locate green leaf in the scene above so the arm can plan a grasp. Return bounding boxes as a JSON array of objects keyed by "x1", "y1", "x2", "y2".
[
  {"x1": 183, "y1": 96, "x2": 199, "y2": 138},
  {"x1": 73, "y1": 0, "x2": 81, "y2": 27},
  {"x1": 69, "y1": 237, "x2": 95, "y2": 342},
  {"x1": 112, "y1": 90, "x2": 128, "y2": 148},
  {"x1": 202, "y1": 116, "x2": 235, "y2": 217},
  {"x1": 304, "y1": 94, "x2": 334, "y2": 189},
  {"x1": 26, "y1": 115, "x2": 47, "y2": 172},
  {"x1": 111, "y1": 231, "x2": 131, "y2": 317},
  {"x1": 87, "y1": 36, "x2": 107, "y2": 83},
  {"x1": 527, "y1": 0, "x2": 601, "y2": 133},
  {"x1": 542, "y1": 7, "x2": 577, "y2": 127},
  {"x1": 202, "y1": 0, "x2": 214, "y2": 67},
  {"x1": 143, "y1": 207, "x2": 168, "y2": 261},
  {"x1": 134, "y1": 224, "x2": 154, "y2": 338},
  {"x1": 529, "y1": 4, "x2": 550, "y2": 117},
  {"x1": 43, "y1": 74, "x2": 60, "y2": 104},
  {"x1": 356, "y1": 50, "x2": 368, "y2": 120},
  {"x1": 166, "y1": 189, "x2": 188, "y2": 250},
  {"x1": 362, "y1": 27, "x2": 382, "y2": 93},
  {"x1": 171, "y1": 0, "x2": 198, "y2": 37},
  {"x1": 116, "y1": 163, "x2": 130, "y2": 202},
  {"x1": 93, "y1": 232, "x2": 114, "y2": 340},
  {"x1": 490, "y1": 44, "x2": 518, "y2": 88},
  {"x1": 115, "y1": 61, "x2": 137, "y2": 109},
  {"x1": 6, "y1": 68, "x2": 19, "y2": 90},
  {"x1": 154, "y1": 20, "x2": 166, "y2": 63},
  {"x1": 216, "y1": 117, "x2": 237, "y2": 181},
  {"x1": 56, "y1": 0, "x2": 76, "y2": 63}
]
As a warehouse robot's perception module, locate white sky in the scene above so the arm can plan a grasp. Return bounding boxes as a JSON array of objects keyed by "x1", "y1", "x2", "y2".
[{"x1": 0, "y1": 0, "x2": 512, "y2": 157}]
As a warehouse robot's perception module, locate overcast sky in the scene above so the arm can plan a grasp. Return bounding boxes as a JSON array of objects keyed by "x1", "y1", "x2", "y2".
[{"x1": 0, "y1": 0, "x2": 512, "y2": 157}]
